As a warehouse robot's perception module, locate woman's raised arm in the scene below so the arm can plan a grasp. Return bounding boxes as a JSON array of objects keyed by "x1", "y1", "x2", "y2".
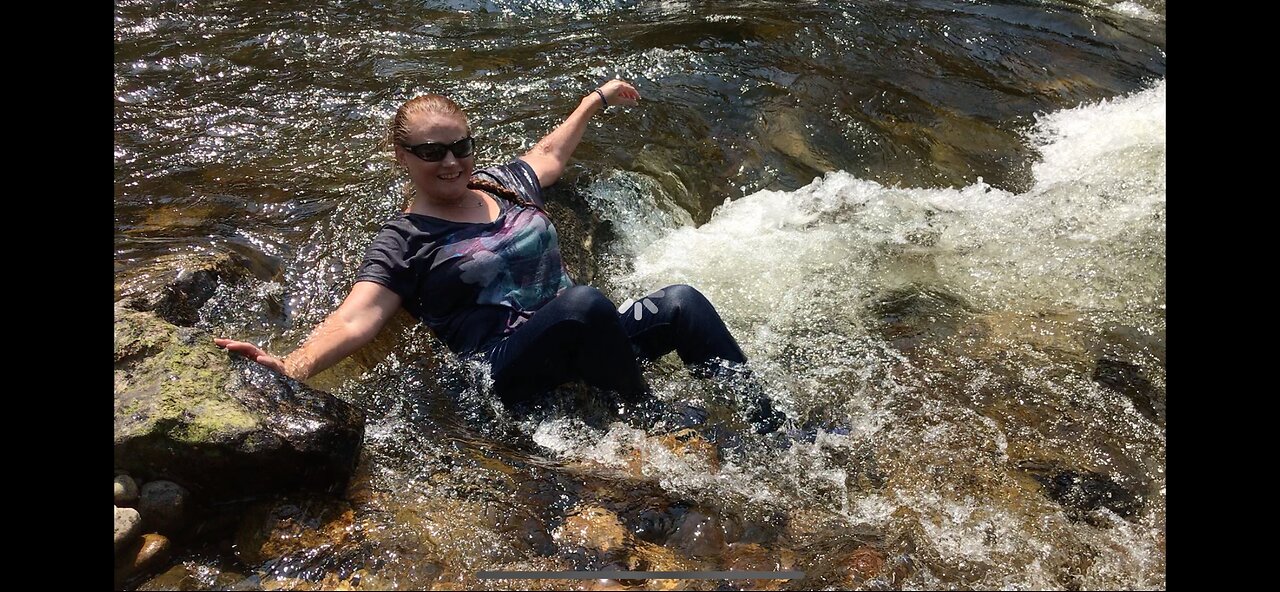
[{"x1": 520, "y1": 79, "x2": 641, "y2": 188}]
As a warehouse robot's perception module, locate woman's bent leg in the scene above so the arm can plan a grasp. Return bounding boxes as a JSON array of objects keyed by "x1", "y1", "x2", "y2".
[
  {"x1": 618, "y1": 284, "x2": 786, "y2": 432},
  {"x1": 486, "y1": 286, "x2": 646, "y2": 404},
  {"x1": 618, "y1": 284, "x2": 746, "y2": 366}
]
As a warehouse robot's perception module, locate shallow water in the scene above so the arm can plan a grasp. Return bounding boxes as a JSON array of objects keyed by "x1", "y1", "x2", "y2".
[{"x1": 116, "y1": 1, "x2": 1165, "y2": 589}]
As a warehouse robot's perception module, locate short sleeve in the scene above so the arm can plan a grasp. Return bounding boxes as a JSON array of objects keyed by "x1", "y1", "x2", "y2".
[
  {"x1": 473, "y1": 159, "x2": 546, "y2": 207},
  {"x1": 354, "y1": 223, "x2": 417, "y2": 299}
]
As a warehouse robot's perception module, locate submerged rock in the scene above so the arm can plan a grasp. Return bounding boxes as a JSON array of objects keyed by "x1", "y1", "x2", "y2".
[
  {"x1": 631, "y1": 538, "x2": 698, "y2": 573},
  {"x1": 868, "y1": 284, "x2": 977, "y2": 351},
  {"x1": 837, "y1": 545, "x2": 888, "y2": 588},
  {"x1": 553, "y1": 504, "x2": 629, "y2": 554},
  {"x1": 134, "y1": 564, "x2": 190, "y2": 591},
  {"x1": 667, "y1": 508, "x2": 727, "y2": 559},
  {"x1": 786, "y1": 534, "x2": 905, "y2": 591},
  {"x1": 115, "y1": 533, "x2": 172, "y2": 589},
  {"x1": 963, "y1": 309, "x2": 1094, "y2": 365},
  {"x1": 114, "y1": 305, "x2": 364, "y2": 503},
  {"x1": 1017, "y1": 460, "x2": 1143, "y2": 523},
  {"x1": 1092, "y1": 357, "x2": 1164, "y2": 425},
  {"x1": 233, "y1": 497, "x2": 357, "y2": 566},
  {"x1": 722, "y1": 542, "x2": 796, "y2": 591},
  {"x1": 653, "y1": 428, "x2": 722, "y2": 472},
  {"x1": 121, "y1": 251, "x2": 253, "y2": 327},
  {"x1": 624, "y1": 499, "x2": 682, "y2": 545}
]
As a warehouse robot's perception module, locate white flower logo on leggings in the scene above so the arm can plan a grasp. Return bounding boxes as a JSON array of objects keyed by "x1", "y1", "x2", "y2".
[{"x1": 619, "y1": 289, "x2": 665, "y2": 321}]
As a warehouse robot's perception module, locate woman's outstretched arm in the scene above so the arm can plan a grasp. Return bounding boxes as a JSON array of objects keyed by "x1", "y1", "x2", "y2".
[
  {"x1": 215, "y1": 281, "x2": 402, "y2": 380},
  {"x1": 520, "y1": 78, "x2": 641, "y2": 188}
]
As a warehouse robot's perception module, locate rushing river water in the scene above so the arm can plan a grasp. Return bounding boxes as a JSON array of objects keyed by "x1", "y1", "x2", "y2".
[{"x1": 116, "y1": 0, "x2": 1165, "y2": 589}]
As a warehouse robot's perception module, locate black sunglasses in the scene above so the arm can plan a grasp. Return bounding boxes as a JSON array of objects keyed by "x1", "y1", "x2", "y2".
[{"x1": 400, "y1": 136, "x2": 475, "y2": 162}]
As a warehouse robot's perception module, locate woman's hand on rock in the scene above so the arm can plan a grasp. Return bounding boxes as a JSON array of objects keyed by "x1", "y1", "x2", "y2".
[{"x1": 213, "y1": 338, "x2": 287, "y2": 375}]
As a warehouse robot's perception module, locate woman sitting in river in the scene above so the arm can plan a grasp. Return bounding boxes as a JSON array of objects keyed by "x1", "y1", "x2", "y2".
[{"x1": 215, "y1": 78, "x2": 785, "y2": 434}]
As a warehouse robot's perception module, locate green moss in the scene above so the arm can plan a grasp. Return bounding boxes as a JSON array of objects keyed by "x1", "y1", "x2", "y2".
[
  {"x1": 173, "y1": 396, "x2": 260, "y2": 443},
  {"x1": 114, "y1": 306, "x2": 175, "y2": 362},
  {"x1": 118, "y1": 398, "x2": 143, "y2": 417},
  {"x1": 115, "y1": 308, "x2": 263, "y2": 445}
]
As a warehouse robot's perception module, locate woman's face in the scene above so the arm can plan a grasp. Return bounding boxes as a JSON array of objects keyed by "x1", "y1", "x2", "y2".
[{"x1": 395, "y1": 111, "x2": 473, "y2": 201}]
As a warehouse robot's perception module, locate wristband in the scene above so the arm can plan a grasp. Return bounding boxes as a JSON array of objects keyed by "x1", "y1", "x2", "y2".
[{"x1": 593, "y1": 88, "x2": 609, "y2": 108}]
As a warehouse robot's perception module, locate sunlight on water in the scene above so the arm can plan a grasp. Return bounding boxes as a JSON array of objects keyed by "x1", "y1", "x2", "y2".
[
  {"x1": 598, "y1": 80, "x2": 1164, "y2": 354},
  {"x1": 514, "y1": 79, "x2": 1169, "y2": 587},
  {"x1": 1108, "y1": 1, "x2": 1164, "y2": 21},
  {"x1": 117, "y1": 0, "x2": 1164, "y2": 587}
]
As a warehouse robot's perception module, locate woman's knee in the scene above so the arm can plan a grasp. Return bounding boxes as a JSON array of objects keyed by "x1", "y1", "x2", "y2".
[
  {"x1": 555, "y1": 285, "x2": 618, "y2": 324},
  {"x1": 661, "y1": 284, "x2": 714, "y2": 313}
]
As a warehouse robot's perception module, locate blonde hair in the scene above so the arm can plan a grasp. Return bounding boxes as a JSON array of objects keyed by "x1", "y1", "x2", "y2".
[
  {"x1": 388, "y1": 94, "x2": 541, "y2": 212},
  {"x1": 389, "y1": 94, "x2": 469, "y2": 148}
]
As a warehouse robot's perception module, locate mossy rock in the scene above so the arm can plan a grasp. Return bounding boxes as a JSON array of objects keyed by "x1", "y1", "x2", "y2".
[{"x1": 114, "y1": 304, "x2": 364, "y2": 502}]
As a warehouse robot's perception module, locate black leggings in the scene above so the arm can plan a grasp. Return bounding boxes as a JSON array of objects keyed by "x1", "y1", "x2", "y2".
[{"x1": 482, "y1": 284, "x2": 745, "y2": 404}]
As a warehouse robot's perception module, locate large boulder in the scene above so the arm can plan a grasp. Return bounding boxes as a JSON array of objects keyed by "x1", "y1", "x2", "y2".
[{"x1": 114, "y1": 304, "x2": 364, "y2": 502}]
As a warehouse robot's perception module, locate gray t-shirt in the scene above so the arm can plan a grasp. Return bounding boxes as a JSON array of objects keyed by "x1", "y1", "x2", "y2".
[{"x1": 355, "y1": 159, "x2": 574, "y2": 356}]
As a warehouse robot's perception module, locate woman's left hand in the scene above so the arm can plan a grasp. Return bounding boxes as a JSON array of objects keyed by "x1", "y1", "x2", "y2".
[{"x1": 597, "y1": 79, "x2": 641, "y2": 107}]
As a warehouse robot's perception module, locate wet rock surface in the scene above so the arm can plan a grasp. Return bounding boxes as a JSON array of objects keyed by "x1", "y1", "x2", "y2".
[
  {"x1": 553, "y1": 504, "x2": 630, "y2": 555},
  {"x1": 543, "y1": 176, "x2": 613, "y2": 287},
  {"x1": 120, "y1": 251, "x2": 255, "y2": 327},
  {"x1": 1017, "y1": 460, "x2": 1144, "y2": 523},
  {"x1": 1093, "y1": 357, "x2": 1164, "y2": 426},
  {"x1": 114, "y1": 304, "x2": 365, "y2": 502},
  {"x1": 115, "y1": 533, "x2": 173, "y2": 589},
  {"x1": 233, "y1": 497, "x2": 359, "y2": 567}
]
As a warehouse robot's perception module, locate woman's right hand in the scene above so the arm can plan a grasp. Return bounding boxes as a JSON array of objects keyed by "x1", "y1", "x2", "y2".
[
  {"x1": 213, "y1": 338, "x2": 288, "y2": 375},
  {"x1": 596, "y1": 79, "x2": 641, "y2": 108}
]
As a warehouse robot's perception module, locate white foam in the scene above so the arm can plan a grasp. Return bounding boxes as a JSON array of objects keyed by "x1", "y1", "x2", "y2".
[
  {"x1": 1111, "y1": 1, "x2": 1163, "y2": 21},
  {"x1": 598, "y1": 81, "x2": 1165, "y2": 333}
]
